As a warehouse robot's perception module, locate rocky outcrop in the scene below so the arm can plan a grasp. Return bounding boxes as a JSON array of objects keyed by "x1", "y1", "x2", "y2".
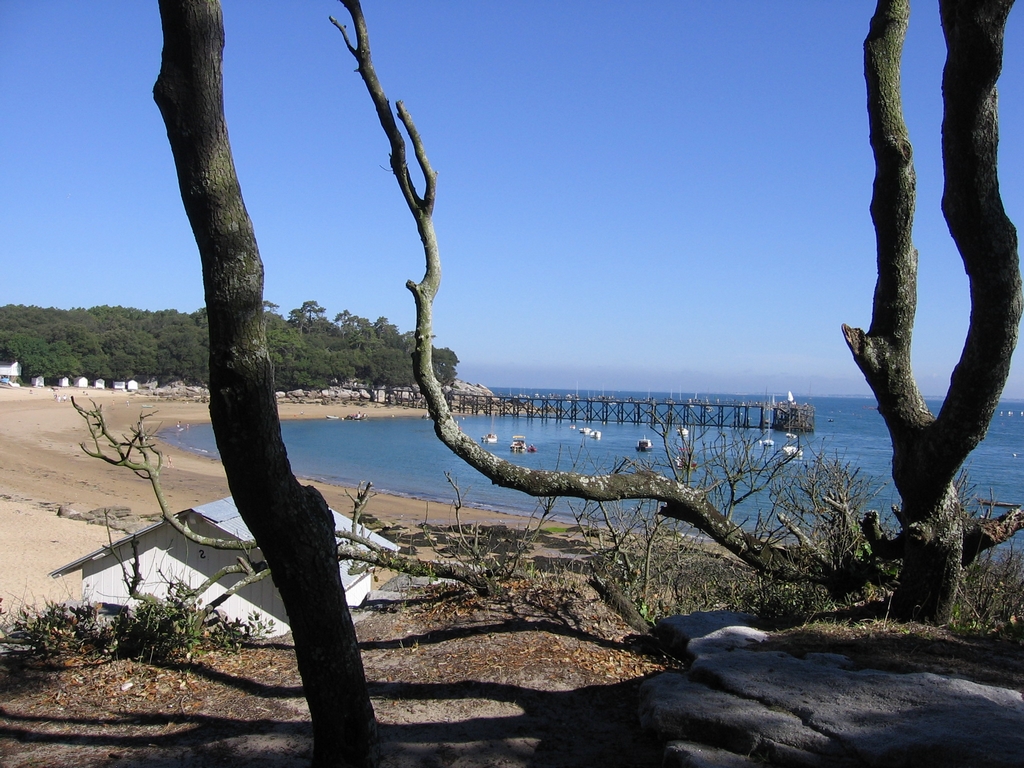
[
  {"x1": 445, "y1": 380, "x2": 495, "y2": 397},
  {"x1": 57, "y1": 504, "x2": 150, "y2": 534},
  {"x1": 138, "y1": 378, "x2": 494, "y2": 405},
  {"x1": 146, "y1": 382, "x2": 210, "y2": 401},
  {"x1": 275, "y1": 386, "x2": 380, "y2": 404},
  {"x1": 642, "y1": 611, "x2": 1024, "y2": 767}
]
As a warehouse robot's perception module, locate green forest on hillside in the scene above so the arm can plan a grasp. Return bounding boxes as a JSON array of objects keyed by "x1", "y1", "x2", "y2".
[{"x1": 0, "y1": 301, "x2": 457, "y2": 391}]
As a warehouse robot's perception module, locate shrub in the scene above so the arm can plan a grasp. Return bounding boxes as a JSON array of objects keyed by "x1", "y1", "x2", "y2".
[
  {"x1": 112, "y1": 583, "x2": 206, "y2": 663},
  {"x1": 13, "y1": 602, "x2": 112, "y2": 657},
  {"x1": 734, "y1": 576, "x2": 834, "y2": 620},
  {"x1": 11, "y1": 582, "x2": 272, "y2": 663},
  {"x1": 952, "y1": 543, "x2": 1024, "y2": 641},
  {"x1": 112, "y1": 582, "x2": 272, "y2": 662}
]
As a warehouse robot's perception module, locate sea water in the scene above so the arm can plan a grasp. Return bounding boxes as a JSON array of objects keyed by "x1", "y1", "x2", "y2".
[{"x1": 160, "y1": 393, "x2": 1024, "y2": 526}]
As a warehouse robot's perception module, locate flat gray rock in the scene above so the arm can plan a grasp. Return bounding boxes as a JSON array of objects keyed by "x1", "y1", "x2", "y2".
[
  {"x1": 655, "y1": 611, "x2": 763, "y2": 658},
  {"x1": 642, "y1": 616, "x2": 1024, "y2": 768},
  {"x1": 686, "y1": 625, "x2": 768, "y2": 658},
  {"x1": 691, "y1": 649, "x2": 1024, "y2": 767},
  {"x1": 640, "y1": 673, "x2": 853, "y2": 767},
  {"x1": 662, "y1": 740, "x2": 766, "y2": 768}
]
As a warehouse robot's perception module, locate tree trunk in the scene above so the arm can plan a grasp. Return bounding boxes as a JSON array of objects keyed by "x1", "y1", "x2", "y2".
[
  {"x1": 153, "y1": 2, "x2": 377, "y2": 766},
  {"x1": 846, "y1": 0, "x2": 1019, "y2": 622},
  {"x1": 889, "y1": 482, "x2": 964, "y2": 622}
]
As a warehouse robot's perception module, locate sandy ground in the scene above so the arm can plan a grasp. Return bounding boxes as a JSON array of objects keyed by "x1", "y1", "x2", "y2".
[{"x1": 0, "y1": 386, "x2": 523, "y2": 615}]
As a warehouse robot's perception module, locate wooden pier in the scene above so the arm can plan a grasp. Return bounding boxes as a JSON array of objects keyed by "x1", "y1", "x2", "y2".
[{"x1": 446, "y1": 394, "x2": 815, "y2": 433}]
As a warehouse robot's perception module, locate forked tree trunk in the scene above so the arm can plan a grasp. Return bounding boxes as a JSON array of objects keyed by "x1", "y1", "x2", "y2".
[
  {"x1": 153, "y1": 2, "x2": 378, "y2": 765},
  {"x1": 847, "y1": 0, "x2": 1019, "y2": 622}
]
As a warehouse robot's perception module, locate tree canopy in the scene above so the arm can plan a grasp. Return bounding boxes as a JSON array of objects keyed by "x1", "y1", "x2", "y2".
[{"x1": 0, "y1": 302, "x2": 458, "y2": 390}]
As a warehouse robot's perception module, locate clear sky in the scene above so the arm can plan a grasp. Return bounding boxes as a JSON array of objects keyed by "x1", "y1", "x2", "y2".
[{"x1": 2, "y1": 2, "x2": 1022, "y2": 398}]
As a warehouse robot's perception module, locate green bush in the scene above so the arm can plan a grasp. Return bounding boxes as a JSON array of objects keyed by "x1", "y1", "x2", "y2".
[
  {"x1": 952, "y1": 544, "x2": 1024, "y2": 641},
  {"x1": 12, "y1": 583, "x2": 272, "y2": 663},
  {"x1": 112, "y1": 583, "x2": 206, "y2": 663},
  {"x1": 113, "y1": 583, "x2": 272, "y2": 662},
  {"x1": 13, "y1": 602, "x2": 112, "y2": 657},
  {"x1": 735, "y1": 576, "x2": 834, "y2": 621}
]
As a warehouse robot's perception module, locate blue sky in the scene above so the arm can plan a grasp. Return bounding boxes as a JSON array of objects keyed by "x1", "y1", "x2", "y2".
[{"x1": 2, "y1": 2, "x2": 1022, "y2": 398}]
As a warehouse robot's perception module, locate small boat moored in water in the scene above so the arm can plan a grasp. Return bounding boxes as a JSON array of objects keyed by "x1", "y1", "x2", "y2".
[
  {"x1": 481, "y1": 433, "x2": 498, "y2": 444},
  {"x1": 636, "y1": 437, "x2": 653, "y2": 452},
  {"x1": 510, "y1": 435, "x2": 527, "y2": 452},
  {"x1": 675, "y1": 455, "x2": 697, "y2": 471}
]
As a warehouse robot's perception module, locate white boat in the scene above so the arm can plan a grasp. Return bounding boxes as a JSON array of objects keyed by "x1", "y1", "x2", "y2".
[
  {"x1": 481, "y1": 415, "x2": 498, "y2": 444},
  {"x1": 590, "y1": 430, "x2": 602, "y2": 440},
  {"x1": 326, "y1": 415, "x2": 340, "y2": 420},
  {"x1": 636, "y1": 437, "x2": 653, "y2": 452},
  {"x1": 579, "y1": 427, "x2": 592, "y2": 436},
  {"x1": 510, "y1": 435, "x2": 527, "y2": 452},
  {"x1": 675, "y1": 454, "x2": 696, "y2": 470},
  {"x1": 781, "y1": 444, "x2": 802, "y2": 459}
]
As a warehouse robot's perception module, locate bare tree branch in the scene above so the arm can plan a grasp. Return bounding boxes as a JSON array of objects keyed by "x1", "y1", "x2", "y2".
[
  {"x1": 331, "y1": 0, "x2": 816, "y2": 583},
  {"x1": 200, "y1": 563, "x2": 274, "y2": 615},
  {"x1": 74, "y1": 396, "x2": 518, "y2": 598},
  {"x1": 73, "y1": 398, "x2": 255, "y2": 551}
]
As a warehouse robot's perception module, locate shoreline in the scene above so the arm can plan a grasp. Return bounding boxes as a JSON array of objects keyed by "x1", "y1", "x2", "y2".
[{"x1": 0, "y1": 386, "x2": 540, "y2": 613}]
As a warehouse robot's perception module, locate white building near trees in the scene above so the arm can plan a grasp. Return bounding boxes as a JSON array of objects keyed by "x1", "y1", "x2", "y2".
[{"x1": 50, "y1": 497, "x2": 397, "y2": 637}]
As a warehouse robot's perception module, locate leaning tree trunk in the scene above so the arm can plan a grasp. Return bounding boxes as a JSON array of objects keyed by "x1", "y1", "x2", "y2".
[
  {"x1": 844, "y1": 0, "x2": 1020, "y2": 622},
  {"x1": 153, "y1": 2, "x2": 378, "y2": 766}
]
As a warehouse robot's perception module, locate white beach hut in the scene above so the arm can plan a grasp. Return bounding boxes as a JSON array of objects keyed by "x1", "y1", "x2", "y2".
[
  {"x1": 50, "y1": 497, "x2": 397, "y2": 637},
  {"x1": 113, "y1": 381, "x2": 127, "y2": 391},
  {"x1": 93, "y1": 379, "x2": 105, "y2": 389},
  {"x1": 0, "y1": 361, "x2": 21, "y2": 382},
  {"x1": 127, "y1": 380, "x2": 139, "y2": 391},
  {"x1": 74, "y1": 376, "x2": 89, "y2": 388},
  {"x1": 58, "y1": 377, "x2": 70, "y2": 388},
  {"x1": 31, "y1": 376, "x2": 45, "y2": 387}
]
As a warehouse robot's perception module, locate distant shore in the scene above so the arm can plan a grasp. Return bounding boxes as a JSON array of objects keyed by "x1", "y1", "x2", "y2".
[{"x1": 0, "y1": 386, "x2": 530, "y2": 612}]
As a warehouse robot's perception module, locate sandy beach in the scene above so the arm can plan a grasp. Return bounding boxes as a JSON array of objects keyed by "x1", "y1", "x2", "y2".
[{"x1": 0, "y1": 386, "x2": 521, "y2": 614}]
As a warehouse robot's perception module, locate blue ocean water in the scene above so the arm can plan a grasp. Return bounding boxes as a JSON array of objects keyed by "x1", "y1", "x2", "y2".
[{"x1": 160, "y1": 392, "x2": 1024, "y2": 525}]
